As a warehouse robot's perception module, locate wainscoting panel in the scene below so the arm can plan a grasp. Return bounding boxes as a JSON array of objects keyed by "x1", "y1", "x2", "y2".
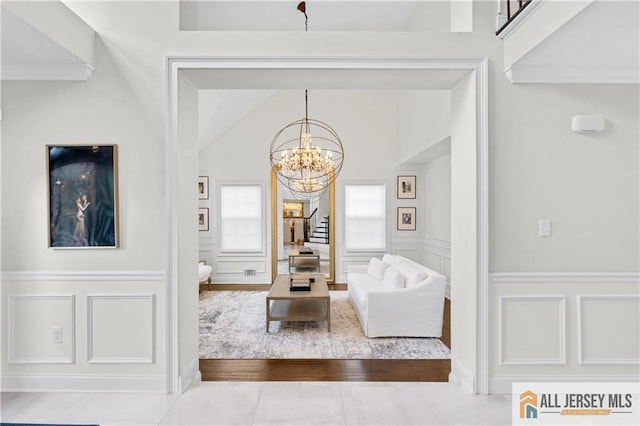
[
  {"x1": 215, "y1": 260, "x2": 266, "y2": 274},
  {"x1": 489, "y1": 273, "x2": 640, "y2": 394},
  {"x1": 578, "y1": 295, "x2": 640, "y2": 364},
  {"x1": 499, "y1": 296, "x2": 566, "y2": 365},
  {"x1": 393, "y1": 248, "x2": 422, "y2": 263},
  {"x1": 87, "y1": 294, "x2": 155, "y2": 363},
  {"x1": 8, "y1": 295, "x2": 76, "y2": 364}
]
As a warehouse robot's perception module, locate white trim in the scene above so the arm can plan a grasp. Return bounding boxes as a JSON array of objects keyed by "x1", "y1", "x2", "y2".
[
  {"x1": 1, "y1": 374, "x2": 165, "y2": 393},
  {"x1": 179, "y1": 356, "x2": 199, "y2": 394},
  {"x1": 490, "y1": 272, "x2": 640, "y2": 284},
  {"x1": 8, "y1": 295, "x2": 76, "y2": 364},
  {"x1": 87, "y1": 294, "x2": 155, "y2": 364},
  {"x1": 449, "y1": 356, "x2": 476, "y2": 394},
  {"x1": 499, "y1": 295, "x2": 566, "y2": 365},
  {"x1": 2, "y1": 63, "x2": 94, "y2": 81},
  {"x1": 166, "y1": 55, "x2": 490, "y2": 394},
  {"x1": 1, "y1": 270, "x2": 165, "y2": 281},
  {"x1": 497, "y1": 0, "x2": 546, "y2": 40},
  {"x1": 577, "y1": 295, "x2": 640, "y2": 365},
  {"x1": 490, "y1": 374, "x2": 640, "y2": 395},
  {"x1": 424, "y1": 238, "x2": 451, "y2": 250},
  {"x1": 505, "y1": 65, "x2": 640, "y2": 84},
  {"x1": 475, "y1": 57, "x2": 490, "y2": 396}
]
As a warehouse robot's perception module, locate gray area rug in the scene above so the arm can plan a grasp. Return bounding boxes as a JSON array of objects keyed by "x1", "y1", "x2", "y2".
[{"x1": 199, "y1": 291, "x2": 451, "y2": 359}]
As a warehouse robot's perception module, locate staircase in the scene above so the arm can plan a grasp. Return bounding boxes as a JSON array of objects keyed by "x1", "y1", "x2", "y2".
[{"x1": 308, "y1": 216, "x2": 329, "y2": 244}]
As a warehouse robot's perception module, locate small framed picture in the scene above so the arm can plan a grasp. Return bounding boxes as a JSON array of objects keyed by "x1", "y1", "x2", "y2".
[
  {"x1": 198, "y1": 176, "x2": 209, "y2": 200},
  {"x1": 198, "y1": 207, "x2": 209, "y2": 231},
  {"x1": 397, "y1": 207, "x2": 416, "y2": 231},
  {"x1": 397, "y1": 175, "x2": 416, "y2": 199}
]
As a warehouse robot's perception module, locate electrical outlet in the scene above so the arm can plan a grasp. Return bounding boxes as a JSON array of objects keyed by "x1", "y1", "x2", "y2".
[
  {"x1": 51, "y1": 326, "x2": 63, "y2": 343},
  {"x1": 539, "y1": 219, "x2": 551, "y2": 237}
]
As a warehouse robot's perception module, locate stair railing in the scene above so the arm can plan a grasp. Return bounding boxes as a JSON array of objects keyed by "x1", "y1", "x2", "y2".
[
  {"x1": 303, "y1": 208, "x2": 318, "y2": 242},
  {"x1": 496, "y1": 0, "x2": 532, "y2": 35}
]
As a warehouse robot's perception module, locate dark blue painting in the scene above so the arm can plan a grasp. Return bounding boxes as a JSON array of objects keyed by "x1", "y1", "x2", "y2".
[{"x1": 47, "y1": 145, "x2": 119, "y2": 248}]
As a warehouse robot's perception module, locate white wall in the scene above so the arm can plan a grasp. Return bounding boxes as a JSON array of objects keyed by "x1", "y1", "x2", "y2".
[
  {"x1": 1, "y1": 39, "x2": 166, "y2": 392},
  {"x1": 450, "y1": 72, "x2": 478, "y2": 392},
  {"x1": 2, "y1": 0, "x2": 637, "y2": 394},
  {"x1": 423, "y1": 153, "x2": 452, "y2": 285}
]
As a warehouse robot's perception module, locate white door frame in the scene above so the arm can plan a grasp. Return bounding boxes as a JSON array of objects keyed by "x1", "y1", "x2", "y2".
[{"x1": 166, "y1": 56, "x2": 489, "y2": 394}]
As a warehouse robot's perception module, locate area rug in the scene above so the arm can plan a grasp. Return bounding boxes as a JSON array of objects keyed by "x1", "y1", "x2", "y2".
[{"x1": 199, "y1": 291, "x2": 451, "y2": 359}]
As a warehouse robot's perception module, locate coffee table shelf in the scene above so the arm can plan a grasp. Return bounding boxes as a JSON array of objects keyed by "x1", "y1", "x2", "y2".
[{"x1": 266, "y1": 274, "x2": 330, "y2": 332}]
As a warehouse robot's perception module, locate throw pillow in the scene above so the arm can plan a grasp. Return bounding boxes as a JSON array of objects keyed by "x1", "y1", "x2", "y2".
[
  {"x1": 399, "y1": 262, "x2": 428, "y2": 287},
  {"x1": 382, "y1": 267, "x2": 405, "y2": 289},
  {"x1": 367, "y1": 257, "x2": 388, "y2": 280}
]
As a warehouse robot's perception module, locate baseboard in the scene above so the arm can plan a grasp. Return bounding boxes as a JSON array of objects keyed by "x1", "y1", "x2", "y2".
[
  {"x1": 179, "y1": 356, "x2": 199, "y2": 393},
  {"x1": 490, "y1": 374, "x2": 640, "y2": 395},
  {"x1": 449, "y1": 357, "x2": 475, "y2": 394},
  {"x1": 1, "y1": 373, "x2": 166, "y2": 393}
]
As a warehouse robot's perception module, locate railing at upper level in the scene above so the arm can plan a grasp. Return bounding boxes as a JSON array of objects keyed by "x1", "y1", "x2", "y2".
[{"x1": 496, "y1": 0, "x2": 533, "y2": 35}]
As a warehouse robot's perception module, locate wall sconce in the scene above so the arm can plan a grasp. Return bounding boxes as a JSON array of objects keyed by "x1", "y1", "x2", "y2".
[{"x1": 571, "y1": 114, "x2": 605, "y2": 133}]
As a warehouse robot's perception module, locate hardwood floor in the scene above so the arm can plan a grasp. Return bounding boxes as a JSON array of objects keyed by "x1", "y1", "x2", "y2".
[{"x1": 199, "y1": 286, "x2": 451, "y2": 382}]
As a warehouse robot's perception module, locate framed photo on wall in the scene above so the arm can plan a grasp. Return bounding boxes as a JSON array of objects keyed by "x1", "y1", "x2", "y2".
[
  {"x1": 397, "y1": 175, "x2": 416, "y2": 199},
  {"x1": 198, "y1": 207, "x2": 209, "y2": 231},
  {"x1": 397, "y1": 207, "x2": 416, "y2": 231},
  {"x1": 198, "y1": 176, "x2": 209, "y2": 200},
  {"x1": 47, "y1": 145, "x2": 119, "y2": 248}
]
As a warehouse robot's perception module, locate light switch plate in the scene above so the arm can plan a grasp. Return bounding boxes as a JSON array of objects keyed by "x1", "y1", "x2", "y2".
[{"x1": 539, "y1": 219, "x2": 551, "y2": 237}]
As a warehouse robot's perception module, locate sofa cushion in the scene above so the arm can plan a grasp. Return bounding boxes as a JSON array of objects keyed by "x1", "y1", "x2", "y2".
[
  {"x1": 367, "y1": 257, "x2": 388, "y2": 280},
  {"x1": 382, "y1": 254, "x2": 404, "y2": 270},
  {"x1": 398, "y1": 262, "x2": 428, "y2": 288},
  {"x1": 382, "y1": 267, "x2": 405, "y2": 289}
]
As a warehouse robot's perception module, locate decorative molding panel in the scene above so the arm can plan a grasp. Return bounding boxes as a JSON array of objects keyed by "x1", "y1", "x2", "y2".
[
  {"x1": 578, "y1": 295, "x2": 640, "y2": 365},
  {"x1": 499, "y1": 295, "x2": 566, "y2": 365},
  {"x1": 8, "y1": 295, "x2": 75, "y2": 364},
  {"x1": 1, "y1": 270, "x2": 165, "y2": 281},
  {"x1": 1, "y1": 373, "x2": 165, "y2": 393},
  {"x1": 490, "y1": 272, "x2": 640, "y2": 284},
  {"x1": 215, "y1": 260, "x2": 266, "y2": 274},
  {"x1": 393, "y1": 248, "x2": 422, "y2": 263},
  {"x1": 87, "y1": 294, "x2": 155, "y2": 364}
]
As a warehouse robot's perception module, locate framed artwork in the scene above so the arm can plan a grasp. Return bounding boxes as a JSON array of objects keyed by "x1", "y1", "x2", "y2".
[
  {"x1": 47, "y1": 145, "x2": 119, "y2": 248},
  {"x1": 397, "y1": 175, "x2": 416, "y2": 199},
  {"x1": 198, "y1": 207, "x2": 209, "y2": 231},
  {"x1": 397, "y1": 207, "x2": 416, "y2": 231},
  {"x1": 198, "y1": 176, "x2": 209, "y2": 200}
]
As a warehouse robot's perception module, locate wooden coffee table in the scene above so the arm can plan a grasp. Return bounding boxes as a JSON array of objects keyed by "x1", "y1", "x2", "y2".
[{"x1": 266, "y1": 274, "x2": 330, "y2": 332}]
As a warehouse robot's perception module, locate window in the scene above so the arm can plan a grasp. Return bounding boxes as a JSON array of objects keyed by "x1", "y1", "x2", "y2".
[
  {"x1": 220, "y1": 184, "x2": 263, "y2": 252},
  {"x1": 344, "y1": 184, "x2": 386, "y2": 251}
]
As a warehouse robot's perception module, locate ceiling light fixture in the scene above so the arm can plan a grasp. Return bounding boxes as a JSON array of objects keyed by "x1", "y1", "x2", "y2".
[{"x1": 269, "y1": 2, "x2": 344, "y2": 199}]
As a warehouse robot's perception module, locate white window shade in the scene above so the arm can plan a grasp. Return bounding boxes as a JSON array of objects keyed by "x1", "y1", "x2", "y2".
[
  {"x1": 344, "y1": 184, "x2": 386, "y2": 251},
  {"x1": 220, "y1": 185, "x2": 262, "y2": 252}
]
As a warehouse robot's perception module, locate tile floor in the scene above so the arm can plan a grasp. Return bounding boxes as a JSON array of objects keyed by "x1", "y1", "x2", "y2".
[{"x1": 1, "y1": 381, "x2": 511, "y2": 425}]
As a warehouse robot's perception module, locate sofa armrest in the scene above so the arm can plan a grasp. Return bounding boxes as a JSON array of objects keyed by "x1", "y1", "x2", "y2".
[{"x1": 347, "y1": 265, "x2": 368, "y2": 274}]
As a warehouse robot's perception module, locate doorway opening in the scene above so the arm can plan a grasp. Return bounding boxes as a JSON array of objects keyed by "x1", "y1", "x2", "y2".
[{"x1": 167, "y1": 57, "x2": 488, "y2": 394}]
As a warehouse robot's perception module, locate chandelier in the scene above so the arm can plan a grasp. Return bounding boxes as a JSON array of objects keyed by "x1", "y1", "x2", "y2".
[{"x1": 269, "y1": 2, "x2": 344, "y2": 199}]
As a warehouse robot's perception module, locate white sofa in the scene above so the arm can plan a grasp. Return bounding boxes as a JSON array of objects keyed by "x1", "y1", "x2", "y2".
[{"x1": 347, "y1": 254, "x2": 446, "y2": 338}]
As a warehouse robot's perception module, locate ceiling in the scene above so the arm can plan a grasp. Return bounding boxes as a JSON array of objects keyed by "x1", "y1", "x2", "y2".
[{"x1": 180, "y1": 0, "x2": 421, "y2": 31}]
